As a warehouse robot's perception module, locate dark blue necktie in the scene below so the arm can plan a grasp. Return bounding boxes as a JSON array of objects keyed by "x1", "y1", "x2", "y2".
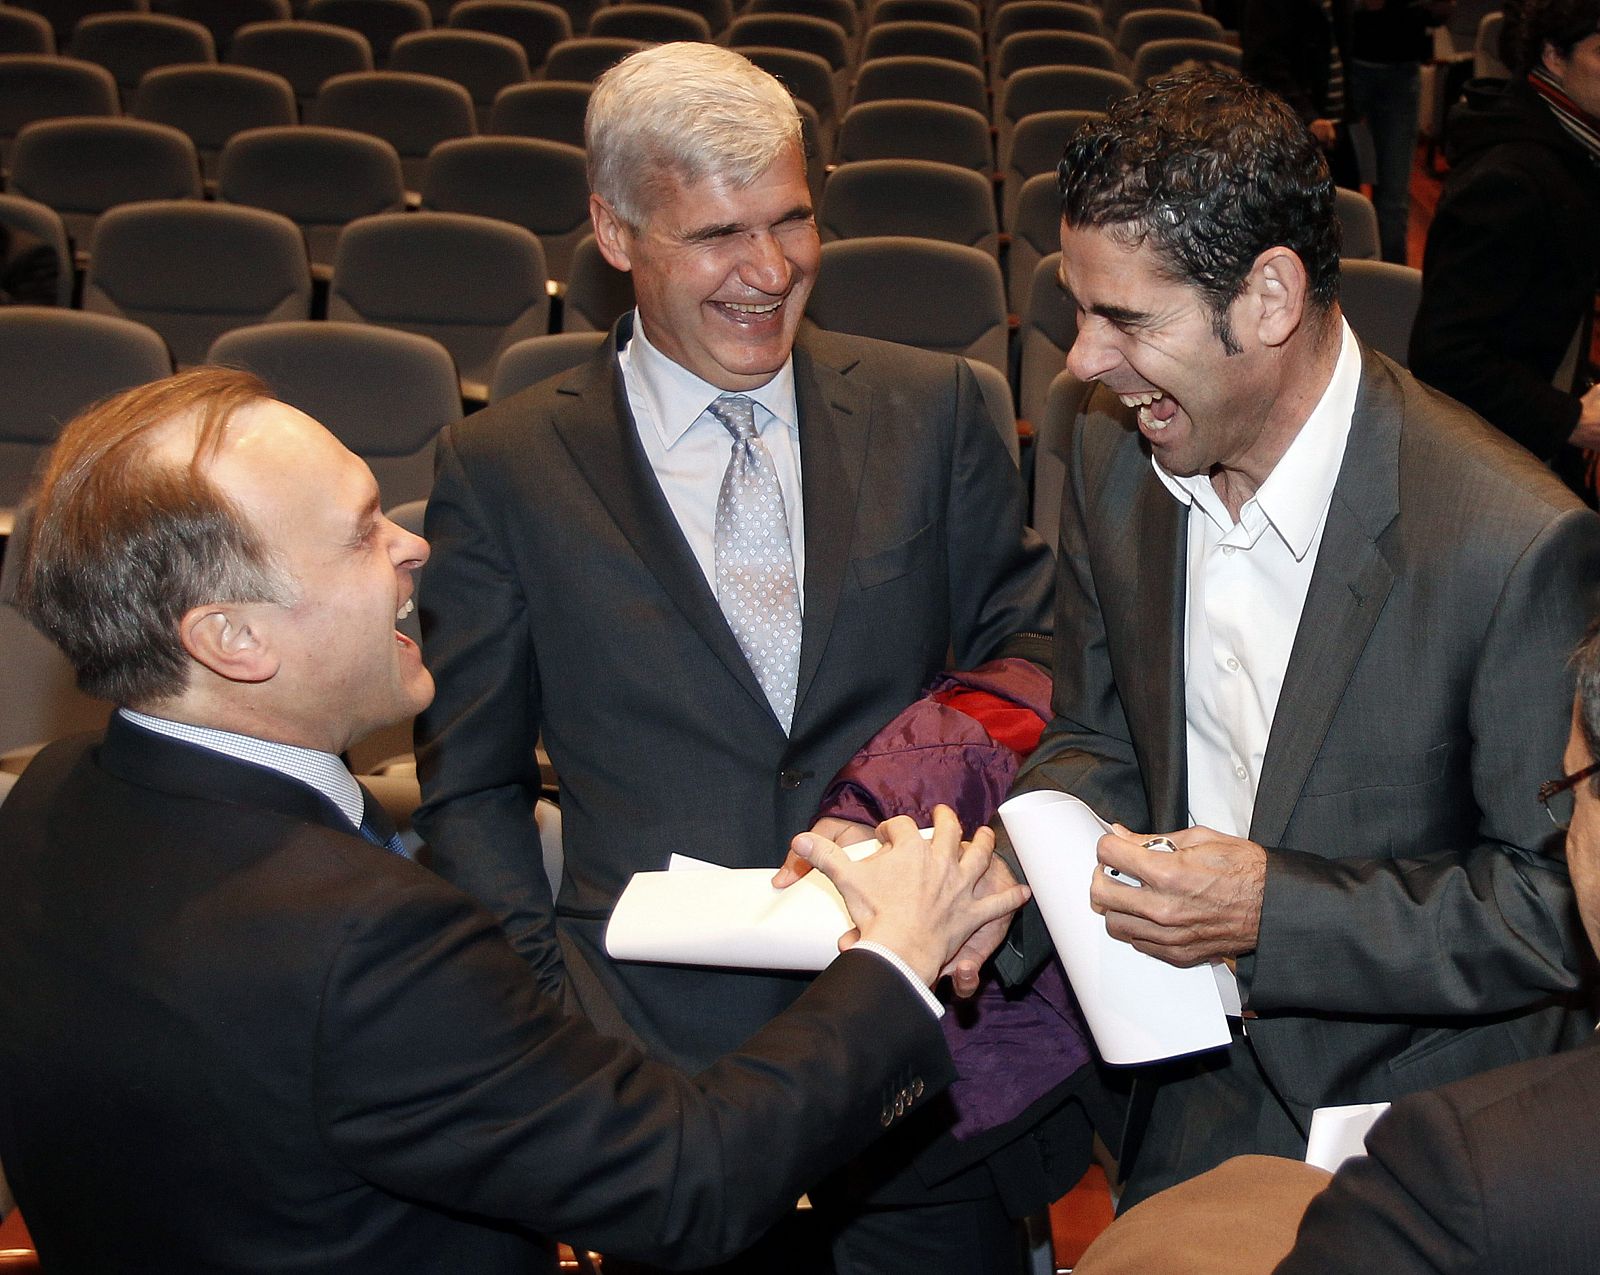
[{"x1": 357, "y1": 783, "x2": 410, "y2": 858}]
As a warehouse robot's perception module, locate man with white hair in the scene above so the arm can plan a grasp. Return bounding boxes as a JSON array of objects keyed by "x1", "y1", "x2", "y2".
[{"x1": 416, "y1": 41, "x2": 1062, "y2": 1275}]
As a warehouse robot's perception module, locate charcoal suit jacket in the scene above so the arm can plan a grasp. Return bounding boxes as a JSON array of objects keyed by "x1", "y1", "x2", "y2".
[{"x1": 0, "y1": 714, "x2": 953, "y2": 1274}]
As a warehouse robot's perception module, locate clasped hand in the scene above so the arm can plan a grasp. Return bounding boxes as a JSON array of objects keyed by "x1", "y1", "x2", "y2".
[
  {"x1": 1090, "y1": 824, "x2": 1267, "y2": 967},
  {"x1": 775, "y1": 806, "x2": 1029, "y2": 996}
]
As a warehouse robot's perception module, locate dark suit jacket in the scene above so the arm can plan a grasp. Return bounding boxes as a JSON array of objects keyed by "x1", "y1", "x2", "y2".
[
  {"x1": 1276, "y1": 1036, "x2": 1600, "y2": 1274},
  {"x1": 414, "y1": 318, "x2": 1054, "y2": 1076},
  {"x1": 1000, "y1": 343, "x2": 1600, "y2": 1137},
  {"x1": 0, "y1": 715, "x2": 954, "y2": 1274}
]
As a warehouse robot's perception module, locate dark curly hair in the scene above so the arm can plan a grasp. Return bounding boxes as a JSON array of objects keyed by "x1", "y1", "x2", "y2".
[
  {"x1": 1057, "y1": 68, "x2": 1339, "y2": 354},
  {"x1": 1501, "y1": 0, "x2": 1600, "y2": 75}
]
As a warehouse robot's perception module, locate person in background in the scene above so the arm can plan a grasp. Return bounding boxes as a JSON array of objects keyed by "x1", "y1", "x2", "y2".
[{"x1": 1410, "y1": 0, "x2": 1600, "y2": 502}]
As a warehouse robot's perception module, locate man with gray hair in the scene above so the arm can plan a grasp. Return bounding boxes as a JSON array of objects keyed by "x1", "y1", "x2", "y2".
[{"x1": 416, "y1": 40, "x2": 1061, "y2": 1275}]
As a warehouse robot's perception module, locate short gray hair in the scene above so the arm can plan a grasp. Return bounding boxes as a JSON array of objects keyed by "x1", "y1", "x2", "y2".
[{"x1": 587, "y1": 42, "x2": 804, "y2": 228}]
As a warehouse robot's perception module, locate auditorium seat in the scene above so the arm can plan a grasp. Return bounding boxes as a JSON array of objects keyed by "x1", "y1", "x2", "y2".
[
  {"x1": 1113, "y1": 7, "x2": 1223, "y2": 58},
  {"x1": 649, "y1": 0, "x2": 733, "y2": 37},
  {"x1": 217, "y1": 125, "x2": 404, "y2": 280},
  {"x1": 989, "y1": 2, "x2": 1107, "y2": 50},
  {"x1": 0, "y1": 7, "x2": 55, "y2": 55},
  {"x1": 559, "y1": 233, "x2": 633, "y2": 333},
  {"x1": 744, "y1": 0, "x2": 857, "y2": 42},
  {"x1": 1334, "y1": 186, "x2": 1381, "y2": 261},
  {"x1": 422, "y1": 135, "x2": 590, "y2": 283},
  {"x1": 83, "y1": 200, "x2": 312, "y2": 366},
  {"x1": 1007, "y1": 169, "x2": 1063, "y2": 317},
  {"x1": 0, "y1": 305, "x2": 170, "y2": 545},
  {"x1": 0, "y1": 55, "x2": 118, "y2": 168},
  {"x1": 833, "y1": 99, "x2": 992, "y2": 174},
  {"x1": 156, "y1": 0, "x2": 290, "y2": 56},
  {"x1": 1002, "y1": 107, "x2": 1099, "y2": 226},
  {"x1": 540, "y1": 35, "x2": 644, "y2": 82},
  {"x1": 723, "y1": 13, "x2": 850, "y2": 100},
  {"x1": 868, "y1": 0, "x2": 981, "y2": 32},
  {"x1": 1339, "y1": 259, "x2": 1423, "y2": 367},
  {"x1": 860, "y1": 20, "x2": 985, "y2": 71},
  {"x1": 228, "y1": 19, "x2": 374, "y2": 114},
  {"x1": 490, "y1": 330, "x2": 607, "y2": 400},
  {"x1": 305, "y1": 0, "x2": 432, "y2": 65},
  {"x1": 0, "y1": 193, "x2": 74, "y2": 307},
  {"x1": 1100, "y1": 0, "x2": 1201, "y2": 30},
  {"x1": 70, "y1": 12, "x2": 214, "y2": 103},
  {"x1": 735, "y1": 45, "x2": 839, "y2": 139},
  {"x1": 819, "y1": 158, "x2": 999, "y2": 258},
  {"x1": 1016, "y1": 249, "x2": 1076, "y2": 427},
  {"x1": 993, "y1": 30, "x2": 1123, "y2": 88},
  {"x1": 329, "y1": 210, "x2": 550, "y2": 401},
  {"x1": 9, "y1": 116, "x2": 201, "y2": 248},
  {"x1": 311, "y1": 69, "x2": 476, "y2": 194},
  {"x1": 488, "y1": 79, "x2": 590, "y2": 148},
  {"x1": 448, "y1": 0, "x2": 571, "y2": 74},
  {"x1": 807, "y1": 236, "x2": 1008, "y2": 374},
  {"x1": 10, "y1": 0, "x2": 143, "y2": 50},
  {"x1": 589, "y1": 3, "x2": 711, "y2": 44},
  {"x1": 208, "y1": 319, "x2": 461, "y2": 509},
  {"x1": 850, "y1": 54, "x2": 987, "y2": 115},
  {"x1": 390, "y1": 27, "x2": 529, "y2": 128},
  {"x1": 1128, "y1": 36, "x2": 1239, "y2": 84},
  {"x1": 133, "y1": 63, "x2": 297, "y2": 181},
  {"x1": 996, "y1": 65, "x2": 1135, "y2": 166}
]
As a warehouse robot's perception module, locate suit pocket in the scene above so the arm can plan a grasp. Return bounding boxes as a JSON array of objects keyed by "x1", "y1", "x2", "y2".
[
  {"x1": 1301, "y1": 742, "x2": 1452, "y2": 797},
  {"x1": 1386, "y1": 1017, "x2": 1530, "y2": 1092},
  {"x1": 852, "y1": 520, "x2": 936, "y2": 591}
]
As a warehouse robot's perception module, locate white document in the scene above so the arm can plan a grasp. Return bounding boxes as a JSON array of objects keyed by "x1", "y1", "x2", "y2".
[
  {"x1": 997, "y1": 790, "x2": 1232, "y2": 1066},
  {"x1": 607, "y1": 842, "x2": 888, "y2": 972},
  {"x1": 1304, "y1": 1102, "x2": 1390, "y2": 1174}
]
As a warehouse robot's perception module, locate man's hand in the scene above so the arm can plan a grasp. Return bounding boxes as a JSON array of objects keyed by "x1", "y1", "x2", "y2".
[
  {"x1": 1310, "y1": 118, "x2": 1338, "y2": 148},
  {"x1": 941, "y1": 851, "x2": 1021, "y2": 998},
  {"x1": 1089, "y1": 824, "x2": 1266, "y2": 967},
  {"x1": 771, "y1": 817, "x2": 877, "y2": 887},
  {"x1": 790, "y1": 806, "x2": 1031, "y2": 989}
]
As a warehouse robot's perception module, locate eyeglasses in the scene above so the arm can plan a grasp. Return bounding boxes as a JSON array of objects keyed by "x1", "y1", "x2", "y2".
[{"x1": 1538, "y1": 761, "x2": 1600, "y2": 831}]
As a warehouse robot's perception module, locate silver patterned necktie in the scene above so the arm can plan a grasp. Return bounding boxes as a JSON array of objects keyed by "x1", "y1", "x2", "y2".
[{"x1": 710, "y1": 393, "x2": 802, "y2": 730}]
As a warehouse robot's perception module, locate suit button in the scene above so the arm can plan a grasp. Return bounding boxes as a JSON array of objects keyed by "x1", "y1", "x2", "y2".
[
  {"x1": 911, "y1": 1078, "x2": 924, "y2": 1099},
  {"x1": 880, "y1": 1106, "x2": 893, "y2": 1127},
  {"x1": 779, "y1": 770, "x2": 807, "y2": 790}
]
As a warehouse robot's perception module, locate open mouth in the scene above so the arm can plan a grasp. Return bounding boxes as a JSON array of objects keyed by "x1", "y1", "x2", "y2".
[
  {"x1": 1118, "y1": 390, "x2": 1178, "y2": 432},
  {"x1": 714, "y1": 298, "x2": 783, "y2": 322},
  {"x1": 395, "y1": 598, "x2": 416, "y2": 647}
]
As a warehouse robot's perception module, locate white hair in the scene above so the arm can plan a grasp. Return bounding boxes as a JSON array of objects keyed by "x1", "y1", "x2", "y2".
[{"x1": 587, "y1": 42, "x2": 805, "y2": 227}]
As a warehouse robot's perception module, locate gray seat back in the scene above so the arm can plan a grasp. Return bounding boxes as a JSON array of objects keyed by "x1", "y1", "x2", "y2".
[{"x1": 819, "y1": 158, "x2": 998, "y2": 257}]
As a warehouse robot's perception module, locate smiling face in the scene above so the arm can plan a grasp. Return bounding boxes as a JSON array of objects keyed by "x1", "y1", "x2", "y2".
[
  {"x1": 591, "y1": 143, "x2": 819, "y2": 391},
  {"x1": 209, "y1": 401, "x2": 432, "y2": 753},
  {"x1": 1060, "y1": 218, "x2": 1277, "y2": 482}
]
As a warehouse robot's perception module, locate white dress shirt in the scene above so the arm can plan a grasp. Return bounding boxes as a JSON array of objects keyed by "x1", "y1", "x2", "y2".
[
  {"x1": 1153, "y1": 318, "x2": 1361, "y2": 1010},
  {"x1": 618, "y1": 313, "x2": 806, "y2": 603}
]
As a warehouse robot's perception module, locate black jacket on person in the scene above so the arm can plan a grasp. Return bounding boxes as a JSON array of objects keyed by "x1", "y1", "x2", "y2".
[{"x1": 1410, "y1": 78, "x2": 1600, "y2": 492}]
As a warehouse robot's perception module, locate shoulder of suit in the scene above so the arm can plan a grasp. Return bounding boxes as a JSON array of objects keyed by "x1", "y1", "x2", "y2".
[
  {"x1": 1398, "y1": 1037, "x2": 1600, "y2": 1132},
  {"x1": 799, "y1": 326, "x2": 969, "y2": 384}
]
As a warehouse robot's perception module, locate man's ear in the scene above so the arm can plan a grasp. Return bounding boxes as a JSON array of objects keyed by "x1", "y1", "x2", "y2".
[
  {"x1": 179, "y1": 604, "x2": 279, "y2": 685},
  {"x1": 1244, "y1": 247, "x2": 1310, "y2": 349},
  {"x1": 1542, "y1": 40, "x2": 1569, "y2": 85},
  {"x1": 589, "y1": 194, "x2": 635, "y2": 273}
]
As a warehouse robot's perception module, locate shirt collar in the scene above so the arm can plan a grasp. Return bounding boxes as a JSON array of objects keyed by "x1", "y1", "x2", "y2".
[
  {"x1": 621, "y1": 308, "x2": 799, "y2": 447},
  {"x1": 1154, "y1": 318, "x2": 1360, "y2": 560},
  {"x1": 118, "y1": 708, "x2": 365, "y2": 829}
]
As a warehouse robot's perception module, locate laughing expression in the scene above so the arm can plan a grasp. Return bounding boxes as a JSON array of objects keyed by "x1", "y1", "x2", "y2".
[{"x1": 592, "y1": 143, "x2": 819, "y2": 392}]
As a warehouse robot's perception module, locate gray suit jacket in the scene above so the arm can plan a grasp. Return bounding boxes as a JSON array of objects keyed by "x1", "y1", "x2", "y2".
[
  {"x1": 1000, "y1": 342, "x2": 1600, "y2": 1124},
  {"x1": 415, "y1": 317, "x2": 1054, "y2": 1074}
]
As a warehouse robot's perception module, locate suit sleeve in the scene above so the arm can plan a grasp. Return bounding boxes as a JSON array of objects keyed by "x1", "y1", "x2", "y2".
[
  {"x1": 1409, "y1": 162, "x2": 1582, "y2": 461},
  {"x1": 1273, "y1": 1092, "x2": 1487, "y2": 1275},
  {"x1": 1248, "y1": 505, "x2": 1600, "y2": 1016},
  {"x1": 944, "y1": 357, "x2": 1055, "y2": 671},
  {"x1": 314, "y1": 878, "x2": 954, "y2": 1268},
  {"x1": 412, "y1": 427, "x2": 565, "y2": 996},
  {"x1": 994, "y1": 399, "x2": 1151, "y2": 985}
]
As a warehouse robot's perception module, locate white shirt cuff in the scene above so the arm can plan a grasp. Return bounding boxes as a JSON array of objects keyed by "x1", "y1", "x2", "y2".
[{"x1": 850, "y1": 941, "x2": 944, "y2": 1018}]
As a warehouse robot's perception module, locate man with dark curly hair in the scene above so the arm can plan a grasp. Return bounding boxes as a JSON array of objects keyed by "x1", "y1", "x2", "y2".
[
  {"x1": 996, "y1": 69, "x2": 1600, "y2": 1206},
  {"x1": 1410, "y1": 0, "x2": 1600, "y2": 502}
]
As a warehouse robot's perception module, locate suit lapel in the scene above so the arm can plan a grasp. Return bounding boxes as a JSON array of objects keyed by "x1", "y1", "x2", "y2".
[
  {"x1": 548, "y1": 317, "x2": 781, "y2": 723},
  {"x1": 1250, "y1": 346, "x2": 1402, "y2": 846},
  {"x1": 1123, "y1": 460, "x2": 1190, "y2": 830},
  {"x1": 792, "y1": 332, "x2": 872, "y2": 717}
]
